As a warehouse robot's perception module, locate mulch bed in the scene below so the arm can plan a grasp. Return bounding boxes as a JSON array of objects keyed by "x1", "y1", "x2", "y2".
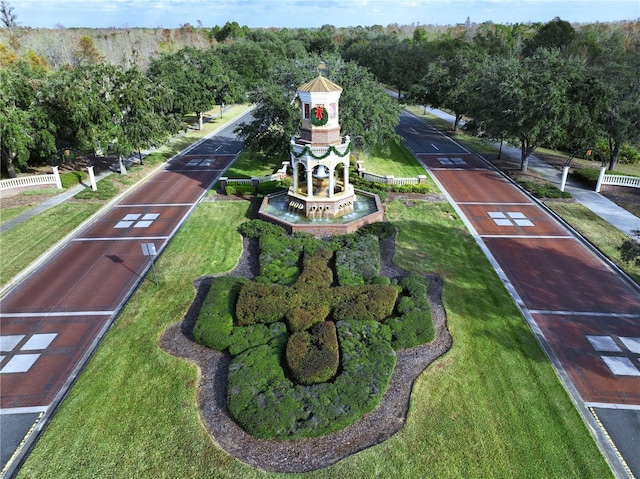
[{"x1": 159, "y1": 235, "x2": 452, "y2": 472}]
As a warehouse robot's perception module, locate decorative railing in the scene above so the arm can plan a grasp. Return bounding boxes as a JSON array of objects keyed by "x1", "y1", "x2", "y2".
[
  {"x1": 362, "y1": 171, "x2": 423, "y2": 186},
  {"x1": 0, "y1": 174, "x2": 59, "y2": 191},
  {"x1": 601, "y1": 175, "x2": 640, "y2": 189}
]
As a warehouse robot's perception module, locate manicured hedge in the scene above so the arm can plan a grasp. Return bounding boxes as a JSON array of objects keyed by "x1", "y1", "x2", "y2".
[
  {"x1": 238, "y1": 219, "x2": 287, "y2": 239},
  {"x1": 193, "y1": 277, "x2": 248, "y2": 350},
  {"x1": 235, "y1": 281, "x2": 289, "y2": 325},
  {"x1": 336, "y1": 234, "x2": 380, "y2": 286},
  {"x1": 332, "y1": 284, "x2": 398, "y2": 322},
  {"x1": 385, "y1": 274, "x2": 434, "y2": 349},
  {"x1": 286, "y1": 321, "x2": 339, "y2": 385},
  {"x1": 227, "y1": 320, "x2": 396, "y2": 439},
  {"x1": 227, "y1": 322, "x2": 288, "y2": 355}
]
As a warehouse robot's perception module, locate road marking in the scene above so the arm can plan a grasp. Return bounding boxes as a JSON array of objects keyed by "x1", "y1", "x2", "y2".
[
  {"x1": 487, "y1": 211, "x2": 534, "y2": 227},
  {"x1": 431, "y1": 143, "x2": 440, "y2": 151},
  {"x1": 479, "y1": 235, "x2": 574, "y2": 239},
  {"x1": 115, "y1": 213, "x2": 160, "y2": 229},
  {"x1": 0, "y1": 406, "x2": 48, "y2": 415},
  {"x1": 586, "y1": 402, "x2": 640, "y2": 410},
  {"x1": 0, "y1": 311, "x2": 114, "y2": 318},
  {"x1": 116, "y1": 203, "x2": 194, "y2": 207},
  {"x1": 529, "y1": 310, "x2": 640, "y2": 318},
  {"x1": 1, "y1": 333, "x2": 58, "y2": 374},
  {"x1": 73, "y1": 236, "x2": 169, "y2": 242}
]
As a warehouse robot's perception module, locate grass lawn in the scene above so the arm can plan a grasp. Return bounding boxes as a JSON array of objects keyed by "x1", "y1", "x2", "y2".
[
  {"x1": 17, "y1": 199, "x2": 612, "y2": 479},
  {"x1": 223, "y1": 151, "x2": 285, "y2": 179},
  {"x1": 0, "y1": 202, "x2": 102, "y2": 288},
  {"x1": 0, "y1": 205, "x2": 33, "y2": 223}
]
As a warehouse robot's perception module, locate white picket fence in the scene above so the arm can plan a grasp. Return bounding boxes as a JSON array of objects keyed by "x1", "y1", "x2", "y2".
[
  {"x1": 601, "y1": 174, "x2": 640, "y2": 189},
  {"x1": 0, "y1": 174, "x2": 59, "y2": 191}
]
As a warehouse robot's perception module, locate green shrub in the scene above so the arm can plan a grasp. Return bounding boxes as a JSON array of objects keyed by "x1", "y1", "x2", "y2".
[
  {"x1": 371, "y1": 276, "x2": 391, "y2": 285},
  {"x1": 332, "y1": 284, "x2": 398, "y2": 322},
  {"x1": 286, "y1": 321, "x2": 339, "y2": 385},
  {"x1": 571, "y1": 167, "x2": 600, "y2": 186},
  {"x1": 238, "y1": 219, "x2": 287, "y2": 239},
  {"x1": 225, "y1": 183, "x2": 255, "y2": 195},
  {"x1": 227, "y1": 322, "x2": 288, "y2": 356},
  {"x1": 226, "y1": 320, "x2": 396, "y2": 439},
  {"x1": 336, "y1": 234, "x2": 380, "y2": 286},
  {"x1": 296, "y1": 248, "x2": 334, "y2": 288},
  {"x1": 517, "y1": 180, "x2": 572, "y2": 199},
  {"x1": 357, "y1": 221, "x2": 396, "y2": 240},
  {"x1": 256, "y1": 179, "x2": 291, "y2": 195},
  {"x1": 193, "y1": 277, "x2": 248, "y2": 350},
  {"x1": 235, "y1": 281, "x2": 289, "y2": 325},
  {"x1": 60, "y1": 170, "x2": 88, "y2": 189},
  {"x1": 386, "y1": 275, "x2": 434, "y2": 349}
]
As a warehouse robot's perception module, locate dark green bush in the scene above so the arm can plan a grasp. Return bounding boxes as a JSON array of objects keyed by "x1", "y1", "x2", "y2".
[
  {"x1": 386, "y1": 275, "x2": 434, "y2": 349},
  {"x1": 336, "y1": 234, "x2": 380, "y2": 286},
  {"x1": 286, "y1": 321, "x2": 339, "y2": 385},
  {"x1": 238, "y1": 219, "x2": 287, "y2": 239},
  {"x1": 517, "y1": 180, "x2": 571, "y2": 199},
  {"x1": 357, "y1": 221, "x2": 396, "y2": 240},
  {"x1": 296, "y1": 248, "x2": 334, "y2": 288},
  {"x1": 226, "y1": 320, "x2": 396, "y2": 439},
  {"x1": 227, "y1": 322, "x2": 288, "y2": 356},
  {"x1": 61, "y1": 170, "x2": 88, "y2": 189},
  {"x1": 332, "y1": 284, "x2": 398, "y2": 322},
  {"x1": 235, "y1": 281, "x2": 289, "y2": 325},
  {"x1": 225, "y1": 183, "x2": 255, "y2": 195},
  {"x1": 256, "y1": 178, "x2": 291, "y2": 195},
  {"x1": 193, "y1": 277, "x2": 248, "y2": 350}
]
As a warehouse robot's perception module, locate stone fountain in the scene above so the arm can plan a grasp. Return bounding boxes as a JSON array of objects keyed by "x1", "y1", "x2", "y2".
[{"x1": 258, "y1": 74, "x2": 383, "y2": 235}]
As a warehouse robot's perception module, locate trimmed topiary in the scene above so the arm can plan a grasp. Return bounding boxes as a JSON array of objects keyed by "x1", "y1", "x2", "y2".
[
  {"x1": 238, "y1": 219, "x2": 287, "y2": 239},
  {"x1": 193, "y1": 277, "x2": 248, "y2": 351},
  {"x1": 235, "y1": 281, "x2": 289, "y2": 325},
  {"x1": 228, "y1": 322, "x2": 288, "y2": 356},
  {"x1": 286, "y1": 321, "x2": 339, "y2": 385}
]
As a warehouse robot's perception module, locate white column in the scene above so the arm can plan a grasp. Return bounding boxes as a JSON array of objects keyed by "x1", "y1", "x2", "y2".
[
  {"x1": 87, "y1": 165, "x2": 97, "y2": 191},
  {"x1": 52, "y1": 165, "x2": 62, "y2": 189},
  {"x1": 595, "y1": 166, "x2": 607, "y2": 193},
  {"x1": 307, "y1": 163, "x2": 313, "y2": 197},
  {"x1": 560, "y1": 166, "x2": 569, "y2": 192},
  {"x1": 329, "y1": 167, "x2": 335, "y2": 199},
  {"x1": 292, "y1": 162, "x2": 298, "y2": 191}
]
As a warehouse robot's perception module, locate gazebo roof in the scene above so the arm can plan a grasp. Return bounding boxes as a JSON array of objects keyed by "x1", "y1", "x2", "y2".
[{"x1": 298, "y1": 75, "x2": 342, "y2": 93}]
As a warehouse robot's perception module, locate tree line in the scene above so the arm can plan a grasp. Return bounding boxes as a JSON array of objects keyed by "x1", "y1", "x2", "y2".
[{"x1": 1, "y1": 8, "x2": 639, "y2": 177}]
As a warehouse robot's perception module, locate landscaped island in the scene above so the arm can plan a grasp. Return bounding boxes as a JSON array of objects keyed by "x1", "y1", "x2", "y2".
[{"x1": 190, "y1": 220, "x2": 435, "y2": 440}]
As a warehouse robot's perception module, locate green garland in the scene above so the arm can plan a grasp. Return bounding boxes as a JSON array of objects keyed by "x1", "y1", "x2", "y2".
[
  {"x1": 290, "y1": 141, "x2": 352, "y2": 160},
  {"x1": 310, "y1": 106, "x2": 328, "y2": 126}
]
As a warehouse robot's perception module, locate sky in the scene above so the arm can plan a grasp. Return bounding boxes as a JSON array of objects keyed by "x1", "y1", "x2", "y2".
[{"x1": 8, "y1": 0, "x2": 640, "y2": 29}]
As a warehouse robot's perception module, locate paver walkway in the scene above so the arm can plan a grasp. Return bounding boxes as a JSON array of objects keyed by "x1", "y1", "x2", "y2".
[{"x1": 400, "y1": 109, "x2": 640, "y2": 478}]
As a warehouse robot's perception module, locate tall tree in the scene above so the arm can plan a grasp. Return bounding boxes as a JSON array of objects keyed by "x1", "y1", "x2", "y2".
[
  {"x1": 412, "y1": 41, "x2": 483, "y2": 130},
  {"x1": 470, "y1": 48, "x2": 587, "y2": 171},
  {"x1": 0, "y1": 60, "x2": 56, "y2": 177},
  {"x1": 235, "y1": 56, "x2": 401, "y2": 158},
  {"x1": 147, "y1": 47, "x2": 229, "y2": 130}
]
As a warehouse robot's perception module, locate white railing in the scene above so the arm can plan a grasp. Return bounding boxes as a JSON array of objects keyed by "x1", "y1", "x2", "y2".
[
  {"x1": 363, "y1": 172, "x2": 420, "y2": 186},
  {"x1": 0, "y1": 174, "x2": 59, "y2": 191},
  {"x1": 226, "y1": 172, "x2": 287, "y2": 185},
  {"x1": 602, "y1": 175, "x2": 640, "y2": 188}
]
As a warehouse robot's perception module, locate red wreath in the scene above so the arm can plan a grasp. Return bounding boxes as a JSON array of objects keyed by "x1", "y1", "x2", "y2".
[{"x1": 310, "y1": 106, "x2": 328, "y2": 126}]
